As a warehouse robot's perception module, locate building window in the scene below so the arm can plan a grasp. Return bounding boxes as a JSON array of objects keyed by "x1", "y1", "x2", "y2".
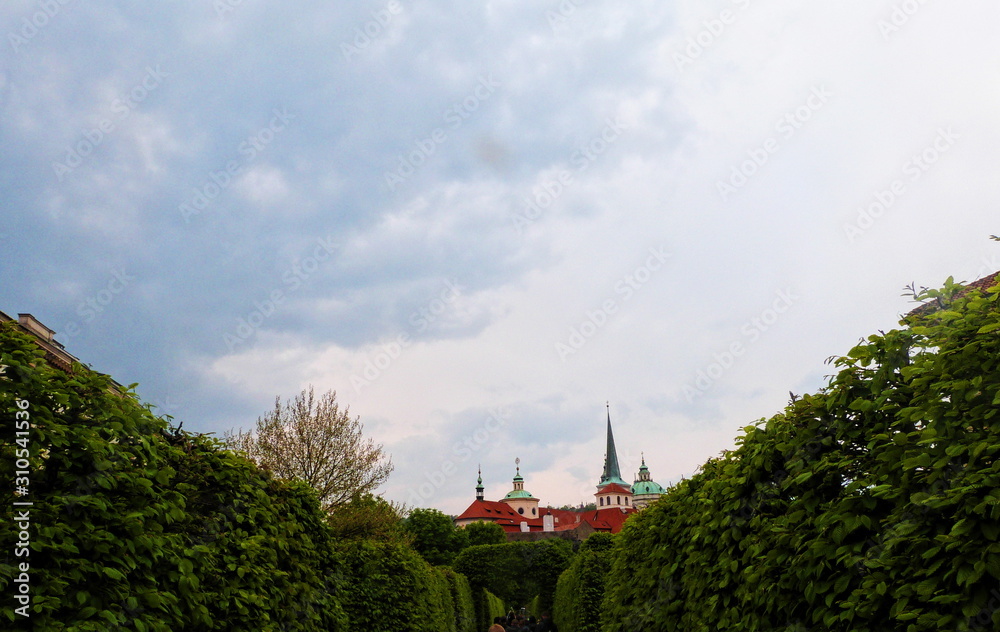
[
  {"x1": 518, "y1": 507, "x2": 524, "y2": 514},
  {"x1": 625, "y1": 497, "x2": 629, "y2": 506},
  {"x1": 617, "y1": 496, "x2": 621, "y2": 505},
  {"x1": 599, "y1": 497, "x2": 604, "y2": 506},
  {"x1": 532, "y1": 508, "x2": 536, "y2": 516}
]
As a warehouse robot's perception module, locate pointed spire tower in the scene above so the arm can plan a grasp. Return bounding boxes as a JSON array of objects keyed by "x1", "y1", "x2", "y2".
[
  {"x1": 476, "y1": 465, "x2": 484, "y2": 501},
  {"x1": 598, "y1": 403, "x2": 630, "y2": 490}
]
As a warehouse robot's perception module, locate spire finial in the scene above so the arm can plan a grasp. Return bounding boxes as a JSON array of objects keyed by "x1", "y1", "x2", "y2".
[
  {"x1": 515, "y1": 456, "x2": 520, "y2": 475},
  {"x1": 476, "y1": 464, "x2": 485, "y2": 500}
]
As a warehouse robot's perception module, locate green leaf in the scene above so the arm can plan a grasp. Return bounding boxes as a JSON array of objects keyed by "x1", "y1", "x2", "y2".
[
  {"x1": 977, "y1": 321, "x2": 1000, "y2": 334},
  {"x1": 102, "y1": 567, "x2": 125, "y2": 581}
]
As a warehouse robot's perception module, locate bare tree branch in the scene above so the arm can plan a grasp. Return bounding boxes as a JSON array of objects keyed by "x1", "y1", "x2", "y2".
[{"x1": 225, "y1": 385, "x2": 393, "y2": 512}]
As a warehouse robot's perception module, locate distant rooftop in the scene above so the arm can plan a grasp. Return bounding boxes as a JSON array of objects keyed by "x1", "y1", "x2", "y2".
[
  {"x1": 0, "y1": 311, "x2": 123, "y2": 391},
  {"x1": 906, "y1": 270, "x2": 1000, "y2": 318},
  {"x1": 1, "y1": 311, "x2": 80, "y2": 372}
]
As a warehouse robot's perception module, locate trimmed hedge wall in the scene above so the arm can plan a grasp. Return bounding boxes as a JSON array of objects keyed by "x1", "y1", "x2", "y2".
[
  {"x1": 454, "y1": 539, "x2": 574, "y2": 628},
  {"x1": 335, "y1": 539, "x2": 474, "y2": 631},
  {"x1": 0, "y1": 322, "x2": 476, "y2": 631},
  {"x1": 444, "y1": 569, "x2": 476, "y2": 632},
  {"x1": 554, "y1": 533, "x2": 614, "y2": 632},
  {"x1": 481, "y1": 588, "x2": 507, "y2": 629},
  {"x1": 602, "y1": 276, "x2": 1000, "y2": 631},
  {"x1": 0, "y1": 322, "x2": 346, "y2": 631}
]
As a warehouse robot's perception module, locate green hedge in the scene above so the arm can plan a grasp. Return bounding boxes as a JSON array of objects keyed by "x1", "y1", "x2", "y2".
[
  {"x1": 454, "y1": 538, "x2": 574, "y2": 627},
  {"x1": 480, "y1": 588, "x2": 507, "y2": 630},
  {"x1": 526, "y1": 594, "x2": 541, "y2": 618},
  {"x1": 0, "y1": 322, "x2": 476, "y2": 631},
  {"x1": 444, "y1": 568, "x2": 476, "y2": 632},
  {"x1": 0, "y1": 321, "x2": 348, "y2": 631},
  {"x1": 602, "y1": 275, "x2": 1000, "y2": 631},
  {"x1": 554, "y1": 534, "x2": 614, "y2": 632}
]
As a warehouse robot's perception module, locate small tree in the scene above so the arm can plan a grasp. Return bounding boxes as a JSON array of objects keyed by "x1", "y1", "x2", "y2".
[
  {"x1": 327, "y1": 493, "x2": 407, "y2": 543},
  {"x1": 464, "y1": 520, "x2": 507, "y2": 546},
  {"x1": 403, "y1": 508, "x2": 469, "y2": 566},
  {"x1": 226, "y1": 386, "x2": 392, "y2": 512}
]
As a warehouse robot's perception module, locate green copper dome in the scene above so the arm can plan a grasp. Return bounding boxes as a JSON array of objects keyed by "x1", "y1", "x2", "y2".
[
  {"x1": 503, "y1": 489, "x2": 535, "y2": 499},
  {"x1": 503, "y1": 459, "x2": 535, "y2": 499},
  {"x1": 632, "y1": 455, "x2": 665, "y2": 496},
  {"x1": 632, "y1": 479, "x2": 666, "y2": 495}
]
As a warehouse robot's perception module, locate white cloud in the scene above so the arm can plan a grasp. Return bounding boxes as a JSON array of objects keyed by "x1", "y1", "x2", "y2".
[
  {"x1": 235, "y1": 164, "x2": 291, "y2": 208},
  {"x1": 5, "y1": 0, "x2": 1000, "y2": 515}
]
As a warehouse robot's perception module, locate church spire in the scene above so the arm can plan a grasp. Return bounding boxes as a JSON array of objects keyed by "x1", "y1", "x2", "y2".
[
  {"x1": 476, "y1": 465, "x2": 484, "y2": 501},
  {"x1": 599, "y1": 403, "x2": 629, "y2": 489}
]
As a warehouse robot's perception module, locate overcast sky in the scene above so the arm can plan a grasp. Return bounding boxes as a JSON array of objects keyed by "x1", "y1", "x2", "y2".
[{"x1": 3, "y1": 1, "x2": 999, "y2": 514}]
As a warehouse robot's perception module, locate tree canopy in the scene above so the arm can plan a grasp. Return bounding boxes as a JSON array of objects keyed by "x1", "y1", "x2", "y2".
[
  {"x1": 403, "y1": 508, "x2": 469, "y2": 566},
  {"x1": 601, "y1": 272, "x2": 1000, "y2": 631},
  {"x1": 226, "y1": 386, "x2": 392, "y2": 512},
  {"x1": 464, "y1": 520, "x2": 507, "y2": 547}
]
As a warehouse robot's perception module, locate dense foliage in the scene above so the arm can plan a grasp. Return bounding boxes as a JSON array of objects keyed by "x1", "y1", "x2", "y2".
[
  {"x1": 478, "y1": 588, "x2": 508, "y2": 631},
  {"x1": 602, "y1": 275, "x2": 1000, "y2": 631},
  {"x1": 404, "y1": 508, "x2": 469, "y2": 566},
  {"x1": 463, "y1": 519, "x2": 507, "y2": 547},
  {"x1": 334, "y1": 539, "x2": 475, "y2": 632},
  {"x1": 454, "y1": 538, "x2": 574, "y2": 626},
  {"x1": 443, "y1": 568, "x2": 477, "y2": 632},
  {"x1": 0, "y1": 323, "x2": 476, "y2": 631},
  {"x1": 554, "y1": 533, "x2": 615, "y2": 632},
  {"x1": 0, "y1": 322, "x2": 347, "y2": 630},
  {"x1": 325, "y1": 493, "x2": 408, "y2": 543}
]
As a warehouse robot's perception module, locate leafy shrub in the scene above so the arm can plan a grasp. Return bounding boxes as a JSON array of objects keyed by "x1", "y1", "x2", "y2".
[
  {"x1": 443, "y1": 568, "x2": 477, "y2": 632},
  {"x1": 480, "y1": 588, "x2": 507, "y2": 630},
  {"x1": 554, "y1": 534, "x2": 614, "y2": 632},
  {"x1": 454, "y1": 538, "x2": 574, "y2": 627},
  {"x1": 0, "y1": 322, "x2": 478, "y2": 632},
  {"x1": 464, "y1": 520, "x2": 506, "y2": 547},
  {"x1": 403, "y1": 508, "x2": 469, "y2": 566},
  {"x1": 0, "y1": 321, "x2": 346, "y2": 631},
  {"x1": 602, "y1": 275, "x2": 1000, "y2": 631}
]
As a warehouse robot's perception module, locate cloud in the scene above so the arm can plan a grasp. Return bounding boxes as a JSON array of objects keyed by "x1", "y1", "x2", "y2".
[{"x1": 3, "y1": 0, "x2": 1000, "y2": 515}]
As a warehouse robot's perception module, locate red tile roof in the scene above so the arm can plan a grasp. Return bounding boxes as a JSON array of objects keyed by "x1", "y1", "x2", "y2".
[
  {"x1": 597, "y1": 482, "x2": 633, "y2": 495},
  {"x1": 907, "y1": 271, "x2": 1000, "y2": 317},
  {"x1": 580, "y1": 506, "x2": 636, "y2": 533},
  {"x1": 455, "y1": 500, "x2": 523, "y2": 525},
  {"x1": 456, "y1": 500, "x2": 638, "y2": 534},
  {"x1": 539, "y1": 507, "x2": 580, "y2": 526}
]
